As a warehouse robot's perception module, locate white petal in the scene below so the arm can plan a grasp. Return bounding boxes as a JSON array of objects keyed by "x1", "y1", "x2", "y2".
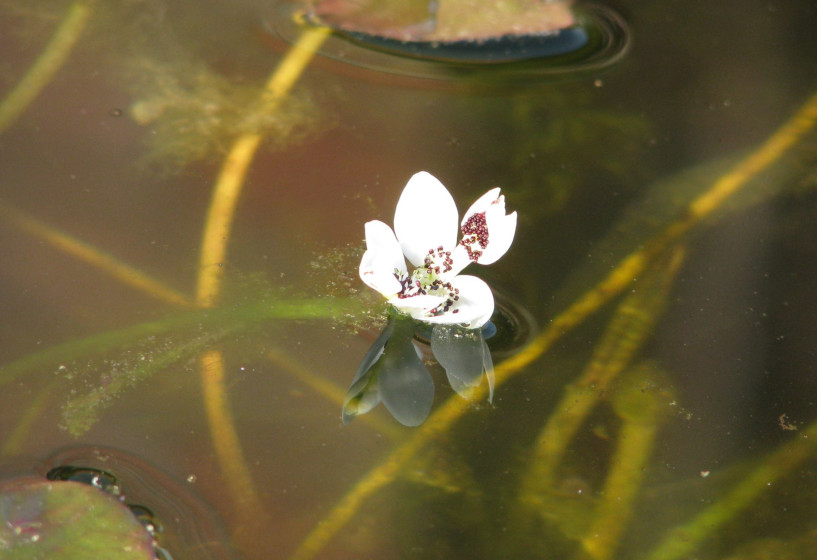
[
  {"x1": 447, "y1": 244, "x2": 473, "y2": 278},
  {"x1": 459, "y1": 189, "x2": 517, "y2": 266},
  {"x1": 480, "y1": 206, "x2": 517, "y2": 265},
  {"x1": 463, "y1": 187, "x2": 502, "y2": 218},
  {"x1": 394, "y1": 172, "x2": 459, "y2": 267},
  {"x1": 359, "y1": 220, "x2": 407, "y2": 297},
  {"x1": 390, "y1": 293, "x2": 447, "y2": 318},
  {"x1": 419, "y1": 275, "x2": 495, "y2": 328}
]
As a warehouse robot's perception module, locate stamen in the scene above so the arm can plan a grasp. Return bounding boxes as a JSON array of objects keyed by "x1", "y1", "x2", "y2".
[{"x1": 461, "y1": 211, "x2": 489, "y2": 262}]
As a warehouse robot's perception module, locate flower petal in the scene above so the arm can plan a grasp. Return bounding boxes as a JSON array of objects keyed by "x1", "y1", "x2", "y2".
[
  {"x1": 389, "y1": 293, "x2": 447, "y2": 319},
  {"x1": 458, "y1": 188, "x2": 517, "y2": 266},
  {"x1": 481, "y1": 202, "x2": 517, "y2": 265},
  {"x1": 431, "y1": 324, "x2": 488, "y2": 400},
  {"x1": 420, "y1": 274, "x2": 495, "y2": 328},
  {"x1": 463, "y1": 187, "x2": 502, "y2": 217},
  {"x1": 394, "y1": 172, "x2": 459, "y2": 267},
  {"x1": 359, "y1": 220, "x2": 406, "y2": 297}
]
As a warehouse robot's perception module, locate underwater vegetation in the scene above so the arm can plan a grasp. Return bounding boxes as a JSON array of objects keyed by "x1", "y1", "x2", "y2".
[{"x1": 2, "y1": 1, "x2": 817, "y2": 560}]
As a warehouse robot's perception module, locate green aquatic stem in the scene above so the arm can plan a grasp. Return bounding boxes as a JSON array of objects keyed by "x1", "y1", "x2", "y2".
[
  {"x1": 519, "y1": 246, "x2": 683, "y2": 506},
  {"x1": 577, "y1": 363, "x2": 674, "y2": 560},
  {"x1": 0, "y1": 1, "x2": 95, "y2": 135},
  {"x1": 0, "y1": 297, "x2": 362, "y2": 388},
  {"x1": 60, "y1": 326, "x2": 231, "y2": 437},
  {"x1": 645, "y1": 419, "x2": 817, "y2": 560}
]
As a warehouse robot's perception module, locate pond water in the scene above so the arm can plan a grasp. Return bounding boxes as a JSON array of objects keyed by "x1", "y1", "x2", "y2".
[{"x1": 2, "y1": 1, "x2": 817, "y2": 559}]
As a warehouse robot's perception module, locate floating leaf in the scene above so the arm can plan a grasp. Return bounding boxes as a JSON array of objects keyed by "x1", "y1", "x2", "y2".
[
  {"x1": 0, "y1": 478, "x2": 154, "y2": 560},
  {"x1": 307, "y1": 0, "x2": 577, "y2": 41}
]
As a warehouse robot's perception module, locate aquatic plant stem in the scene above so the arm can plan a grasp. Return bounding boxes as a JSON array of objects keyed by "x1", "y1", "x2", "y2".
[
  {"x1": 0, "y1": 297, "x2": 360, "y2": 389},
  {"x1": 195, "y1": 26, "x2": 331, "y2": 307},
  {"x1": 645, "y1": 419, "x2": 817, "y2": 560},
  {"x1": 0, "y1": 199, "x2": 192, "y2": 307},
  {"x1": 193, "y1": 26, "x2": 330, "y2": 547},
  {"x1": 0, "y1": 1, "x2": 94, "y2": 135},
  {"x1": 578, "y1": 364, "x2": 673, "y2": 560},
  {"x1": 287, "y1": 91, "x2": 817, "y2": 560},
  {"x1": 199, "y1": 349, "x2": 265, "y2": 524},
  {"x1": 519, "y1": 247, "x2": 683, "y2": 501},
  {"x1": 0, "y1": 382, "x2": 55, "y2": 457}
]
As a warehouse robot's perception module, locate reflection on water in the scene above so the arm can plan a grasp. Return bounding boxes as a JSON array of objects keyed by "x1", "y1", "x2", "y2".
[{"x1": 2, "y1": 0, "x2": 817, "y2": 559}]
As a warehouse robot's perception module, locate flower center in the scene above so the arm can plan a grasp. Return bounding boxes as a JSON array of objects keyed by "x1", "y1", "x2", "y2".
[
  {"x1": 461, "y1": 211, "x2": 489, "y2": 262},
  {"x1": 394, "y1": 246, "x2": 461, "y2": 315}
]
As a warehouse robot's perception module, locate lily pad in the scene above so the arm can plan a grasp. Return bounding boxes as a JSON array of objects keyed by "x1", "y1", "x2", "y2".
[
  {"x1": 306, "y1": 0, "x2": 577, "y2": 41},
  {"x1": 0, "y1": 477, "x2": 154, "y2": 560}
]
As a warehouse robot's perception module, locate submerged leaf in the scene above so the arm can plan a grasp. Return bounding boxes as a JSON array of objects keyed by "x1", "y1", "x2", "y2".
[
  {"x1": 431, "y1": 324, "x2": 493, "y2": 401},
  {"x1": 377, "y1": 328, "x2": 434, "y2": 427},
  {"x1": 0, "y1": 478, "x2": 154, "y2": 559},
  {"x1": 343, "y1": 313, "x2": 434, "y2": 426}
]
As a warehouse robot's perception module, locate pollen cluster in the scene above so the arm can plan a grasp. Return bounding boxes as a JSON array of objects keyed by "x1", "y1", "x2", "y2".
[{"x1": 461, "y1": 211, "x2": 490, "y2": 262}]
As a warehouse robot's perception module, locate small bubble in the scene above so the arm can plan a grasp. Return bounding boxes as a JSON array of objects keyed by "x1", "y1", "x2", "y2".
[
  {"x1": 186, "y1": 474, "x2": 197, "y2": 484},
  {"x1": 109, "y1": 108, "x2": 124, "y2": 117}
]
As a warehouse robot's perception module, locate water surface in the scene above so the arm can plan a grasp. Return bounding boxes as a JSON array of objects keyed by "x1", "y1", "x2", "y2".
[{"x1": 2, "y1": 1, "x2": 817, "y2": 559}]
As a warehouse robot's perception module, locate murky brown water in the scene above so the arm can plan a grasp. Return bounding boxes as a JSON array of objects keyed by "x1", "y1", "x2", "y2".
[{"x1": 2, "y1": 1, "x2": 817, "y2": 559}]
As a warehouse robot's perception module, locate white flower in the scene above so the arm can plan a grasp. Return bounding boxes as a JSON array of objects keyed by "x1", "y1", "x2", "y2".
[
  {"x1": 359, "y1": 171, "x2": 517, "y2": 328},
  {"x1": 345, "y1": 172, "x2": 515, "y2": 426}
]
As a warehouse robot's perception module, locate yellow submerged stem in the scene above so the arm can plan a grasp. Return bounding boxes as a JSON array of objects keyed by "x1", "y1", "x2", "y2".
[
  {"x1": 287, "y1": 90, "x2": 817, "y2": 560},
  {"x1": 199, "y1": 349, "x2": 264, "y2": 525},
  {"x1": 0, "y1": 199, "x2": 193, "y2": 307},
  {"x1": 646, "y1": 418, "x2": 817, "y2": 560},
  {"x1": 193, "y1": 26, "x2": 331, "y2": 545},
  {"x1": 578, "y1": 364, "x2": 674, "y2": 560},
  {"x1": 195, "y1": 26, "x2": 332, "y2": 307},
  {"x1": 0, "y1": 382, "x2": 55, "y2": 457},
  {"x1": 0, "y1": 1, "x2": 94, "y2": 135},
  {"x1": 520, "y1": 246, "x2": 684, "y2": 500}
]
